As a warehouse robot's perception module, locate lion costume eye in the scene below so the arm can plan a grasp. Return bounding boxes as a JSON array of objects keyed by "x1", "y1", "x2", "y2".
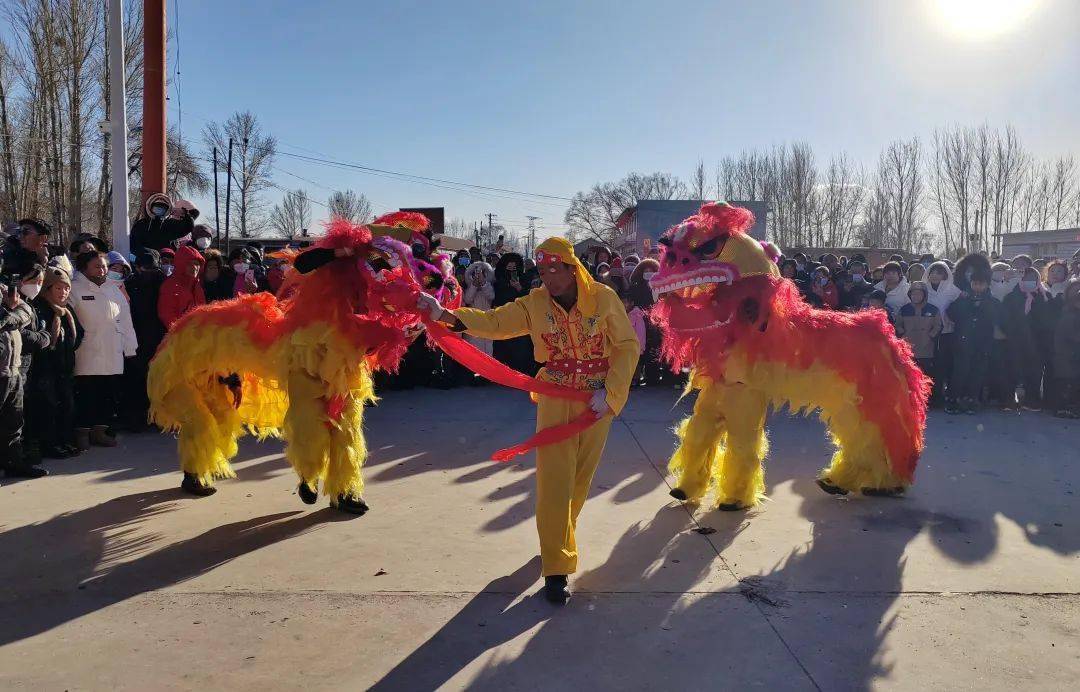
[{"x1": 694, "y1": 237, "x2": 723, "y2": 258}]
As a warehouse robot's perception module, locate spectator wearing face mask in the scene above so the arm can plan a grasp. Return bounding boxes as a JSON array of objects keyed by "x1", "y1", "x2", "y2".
[
  {"x1": 229, "y1": 248, "x2": 259, "y2": 296},
  {"x1": 1001, "y1": 267, "x2": 1053, "y2": 411},
  {"x1": 492, "y1": 252, "x2": 536, "y2": 375},
  {"x1": 990, "y1": 262, "x2": 1017, "y2": 301},
  {"x1": 791, "y1": 252, "x2": 811, "y2": 282},
  {"x1": 924, "y1": 261, "x2": 961, "y2": 406},
  {"x1": 810, "y1": 265, "x2": 839, "y2": 309},
  {"x1": 245, "y1": 241, "x2": 272, "y2": 292},
  {"x1": 105, "y1": 250, "x2": 132, "y2": 302},
  {"x1": 1052, "y1": 280, "x2": 1080, "y2": 418},
  {"x1": 463, "y1": 261, "x2": 495, "y2": 358},
  {"x1": 2, "y1": 266, "x2": 53, "y2": 476},
  {"x1": 628, "y1": 258, "x2": 664, "y2": 386},
  {"x1": 26, "y1": 267, "x2": 82, "y2": 460},
  {"x1": 158, "y1": 244, "x2": 206, "y2": 329},
  {"x1": 69, "y1": 250, "x2": 138, "y2": 448},
  {"x1": 838, "y1": 261, "x2": 873, "y2": 311},
  {"x1": 0, "y1": 266, "x2": 46, "y2": 478},
  {"x1": 190, "y1": 225, "x2": 214, "y2": 254},
  {"x1": 123, "y1": 249, "x2": 166, "y2": 430},
  {"x1": 129, "y1": 193, "x2": 197, "y2": 256},
  {"x1": 453, "y1": 250, "x2": 472, "y2": 284},
  {"x1": 946, "y1": 255, "x2": 1000, "y2": 414},
  {"x1": 159, "y1": 248, "x2": 176, "y2": 277}
]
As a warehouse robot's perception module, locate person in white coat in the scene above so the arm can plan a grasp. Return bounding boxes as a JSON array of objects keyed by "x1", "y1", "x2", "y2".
[
  {"x1": 462, "y1": 261, "x2": 495, "y2": 357},
  {"x1": 925, "y1": 261, "x2": 962, "y2": 405},
  {"x1": 874, "y1": 261, "x2": 910, "y2": 315},
  {"x1": 69, "y1": 251, "x2": 138, "y2": 449}
]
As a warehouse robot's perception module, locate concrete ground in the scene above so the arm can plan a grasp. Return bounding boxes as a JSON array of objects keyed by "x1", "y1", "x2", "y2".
[{"x1": 0, "y1": 385, "x2": 1077, "y2": 691}]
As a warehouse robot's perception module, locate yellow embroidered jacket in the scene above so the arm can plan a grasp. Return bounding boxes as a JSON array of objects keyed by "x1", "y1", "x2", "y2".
[{"x1": 452, "y1": 283, "x2": 640, "y2": 414}]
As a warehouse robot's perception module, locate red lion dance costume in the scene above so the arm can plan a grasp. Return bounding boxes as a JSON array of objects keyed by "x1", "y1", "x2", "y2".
[
  {"x1": 148, "y1": 212, "x2": 459, "y2": 513},
  {"x1": 650, "y1": 202, "x2": 930, "y2": 510}
]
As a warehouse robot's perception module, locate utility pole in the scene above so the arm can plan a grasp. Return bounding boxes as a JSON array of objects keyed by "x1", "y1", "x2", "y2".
[
  {"x1": 473, "y1": 221, "x2": 480, "y2": 250},
  {"x1": 485, "y1": 213, "x2": 497, "y2": 251},
  {"x1": 140, "y1": 0, "x2": 167, "y2": 206},
  {"x1": 525, "y1": 216, "x2": 540, "y2": 256},
  {"x1": 224, "y1": 137, "x2": 233, "y2": 255},
  {"x1": 212, "y1": 147, "x2": 220, "y2": 246},
  {"x1": 107, "y1": 0, "x2": 130, "y2": 254}
]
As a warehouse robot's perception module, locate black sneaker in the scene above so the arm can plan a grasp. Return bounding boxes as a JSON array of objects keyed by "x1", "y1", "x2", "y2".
[
  {"x1": 180, "y1": 472, "x2": 217, "y2": 496},
  {"x1": 298, "y1": 481, "x2": 319, "y2": 505},
  {"x1": 332, "y1": 493, "x2": 369, "y2": 515},
  {"x1": 544, "y1": 575, "x2": 571, "y2": 605},
  {"x1": 5, "y1": 464, "x2": 48, "y2": 479}
]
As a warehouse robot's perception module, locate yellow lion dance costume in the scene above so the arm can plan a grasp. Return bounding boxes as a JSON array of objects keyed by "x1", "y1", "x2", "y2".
[
  {"x1": 649, "y1": 203, "x2": 931, "y2": 511},
  {"x1": 148, "y1": 214, "x2": 453, "y2": 513}
]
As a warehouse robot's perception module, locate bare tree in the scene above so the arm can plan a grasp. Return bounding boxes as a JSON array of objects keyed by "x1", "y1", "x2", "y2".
[
  {"x1": 564, "y1": 171, "x2": 685, "y2": 249},
  {"x1": 269, "y1": 188, "x2": 311, "y2": 239},
  {"x1": 443, "y1": 217, "x2": 473, "y2": 240},
  {"x1": 1049, "y1": 155, "x2": 1076, "y2": 229},
  {"x1": 689, "y1": 159, "x2": 707, "y2": 200},
  {"x1": 327, "y1": 189, "x2": 372, "y2": 223},
  {"x1": 203, "y1": 111, "x2": 276, "y2": 238},
  {"x1": 990, "y1": 125, "x2": 1026, "y2": 251},
  {"x1": 872, "y1": 137, "x2": 924, "y2": 250},
  {"x1": 813, "y1": 154, "x2": 866, "y2": 248}
]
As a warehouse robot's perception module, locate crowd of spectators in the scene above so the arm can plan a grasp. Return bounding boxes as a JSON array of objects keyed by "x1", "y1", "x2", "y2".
[
  {"x1": 3, "y1": 200, "x2": 1079, "y2": 480},
  {"x1": 0, "y1": 195, "x2": 296, "y2": 479}
]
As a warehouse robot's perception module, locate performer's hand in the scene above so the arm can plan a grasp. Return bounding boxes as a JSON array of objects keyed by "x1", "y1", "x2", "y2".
[
  {"x1": 590, "y1": 389, "x2": 611, "y2": 417},
  {"x1": 416, "y1": 292, "x2": 444, "y2": 320}
]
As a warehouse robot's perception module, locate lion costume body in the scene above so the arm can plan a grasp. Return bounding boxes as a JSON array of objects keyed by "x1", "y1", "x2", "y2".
[
  {"x1": 148, "y1": 214, "x2": 460, "y2": 511},
  {"x1": 649, "y1": 203, "x2": 931, "y2": 510}
]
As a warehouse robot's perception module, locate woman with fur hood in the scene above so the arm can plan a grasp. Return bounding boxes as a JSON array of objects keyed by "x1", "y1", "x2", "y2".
[
  {"x1": 463, "y1": 261, "x2": 495, "y2": 356},
  {"x1": 925, "y1": 261, "x2": 962, "y2": 404}
]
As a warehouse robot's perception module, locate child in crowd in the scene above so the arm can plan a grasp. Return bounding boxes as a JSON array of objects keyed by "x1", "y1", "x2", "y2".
[
  {"x1": 1001, "y1": 266, "x2": 1053, "y2": 411},
  {"x1": 875, "y1": 261, "x2": 910, "y2": 315},
  {"x1": 896, "y1": 281, "x2": 941, "y2": 377},
  {"x1": 1053, "y1": 280, "x2": 1080, "y2": 418},
  {"x1": 463, "y1": 261, "x2": 495, "y2": 357},
  {"x1": 906, "y1": 263, "x2": 926, "y2": 284},
  {"x1": 870, "y1": 266, "x2": 885, "y2": 285},
  {"x1": 925, "y1": 261, "x2": 961, "y2": 406},
  {"x1": 865, "y1": 289, "x2": 893, "y2": 326},
  {"x1": 810, "y1": 265, "x2": 838, "y2": 309},
  {"x1": 621, "y1": 291, "x2": 647, "y2": 386},
  {"x1": 947, "y1": 256, "x2": 1001, "y2": 414}
]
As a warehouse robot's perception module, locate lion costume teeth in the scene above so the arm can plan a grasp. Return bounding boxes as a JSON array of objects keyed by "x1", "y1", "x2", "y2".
[{"x1": 651, "y1": 202, "x2": 931, "y2": 510}]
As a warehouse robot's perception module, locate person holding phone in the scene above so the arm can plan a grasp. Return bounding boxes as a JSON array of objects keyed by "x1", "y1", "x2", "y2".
[{"x1": 492, "y1": 253, "x2": 535, "y2": 374}]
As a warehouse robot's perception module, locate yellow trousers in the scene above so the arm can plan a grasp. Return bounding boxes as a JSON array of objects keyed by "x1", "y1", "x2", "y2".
[{"x1": 534, "y1": 395, "x2": 614, "y2": 577}]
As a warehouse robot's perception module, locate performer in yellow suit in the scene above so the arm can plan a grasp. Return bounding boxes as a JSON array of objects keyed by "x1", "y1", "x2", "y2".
[{"x1": 418, "y1": 237, "x2": 639, "y2": 604}]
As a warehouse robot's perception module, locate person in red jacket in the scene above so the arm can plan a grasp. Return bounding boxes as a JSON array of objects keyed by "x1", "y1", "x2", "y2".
[
  {"x1": 157, "y1": 244, "x2": 206, "y2": 328},
  {"x1": 810, "y1": 265, "x2": 839, "y2": 309}
]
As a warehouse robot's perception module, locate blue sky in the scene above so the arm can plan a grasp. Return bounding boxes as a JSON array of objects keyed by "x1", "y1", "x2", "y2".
[{"x1": 170, "y1": 0, "x2": 1080, "y2": 239}]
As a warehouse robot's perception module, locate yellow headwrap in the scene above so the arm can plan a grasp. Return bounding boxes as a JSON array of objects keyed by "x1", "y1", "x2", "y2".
[{"x1": 534, "y1": 236, "x2": 598, "y2": 316}]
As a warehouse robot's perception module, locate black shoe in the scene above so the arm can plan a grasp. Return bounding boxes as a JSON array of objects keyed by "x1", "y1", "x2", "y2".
[
  {"x1": 544, "y1": 575, "x2": 570, "y2": 605},
  {"x1": 180, "y1": 472, "x2": 217, "y2": 497},
  {"x1": 4, "y1": 464, "x2": 48, "y2": 479},
  {"x1": 816, "y1": 478, "x2": 849, "y2": 496},
  {"x1": 333, "y1": 493, "x2": 369, "y2": 515},
  {"x1": 669, "y1": 487, "x2": 688, "y2": 501},
  {"x1": 945, "y1": 405, "x2": 961, "y2": 415},
  {"x1": 298, "y1": 481, "x2": 318, "y2": 505},
  {"x1": 61, "y1": 444, "x2": 83, "y2": 457},
  {"x1": 42, "y1": 446, "x2": 73, "y2": 460},
  {"x1": 716, "y1": 501, "x2": 746, "y2": 512}
]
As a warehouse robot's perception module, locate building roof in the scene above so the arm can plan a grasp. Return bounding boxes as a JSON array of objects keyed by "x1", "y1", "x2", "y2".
[
  {"x1": 996, "y1": 228, "x2": 1080, "y2": 242},
  {"x1": 618, "y1": 200, "x2": 767, "y2": 240}
]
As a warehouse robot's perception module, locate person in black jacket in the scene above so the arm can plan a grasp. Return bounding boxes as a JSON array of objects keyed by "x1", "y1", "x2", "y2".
[
  {"x1": 26, "y1": 266, "x2": 82, "y2": 459},
  {"x1": 129, "y1": 193, "x2": 196, "y2": 256},
  {"x1": 492, "y1": 252, "x2": 537, "y2": 375},
  {"x1": 201, "y1": 249, "x2": 236, "y2": 302},
  {"x1": 1000, "y1": 267, "x2": 1054, "y2": 411},
  {"x1": 946, "y1": 255, "x2": 1001, "y2": 414},
  {"x1": 2, "y1": 219, "x2": 64, "y2": 278},
  {"x1": 122, "y1": 249, "x2": 167, "y2": 430}
]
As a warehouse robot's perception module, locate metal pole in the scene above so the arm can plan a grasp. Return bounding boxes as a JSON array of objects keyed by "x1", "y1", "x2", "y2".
[
  {"x1": 107, "y1": 0, "x2": 130, "y2": 255},
  {"x1": 140, "y1": 0, "x2": 167, "y2": 206},
  {"x1": 224, "y1": 137, "x2": 233, "y2": 256},
  {"x1": 212, "y1": 147, "x2": 220, "y2": 245}
]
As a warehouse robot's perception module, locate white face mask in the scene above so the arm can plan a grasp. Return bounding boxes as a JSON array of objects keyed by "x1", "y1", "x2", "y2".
[
  {"x1": 234, "y1": 262, "x2": 249, "y2": 274},
  {"x1": 163, "y1": 264, "x2": 174, "y2": 277},
  {"x1": 19, "y1": 283, "x2": 41, "y2": 300},
  {"x1": 852, "y1": 273, "x2": 864, "y2": 283},
  {"x1": 643, "y1": 271, "x2": 656, "y2": 281},
  {"x1": 195, "y1": 237, "x2": 211, "y2": 250},
  {"x1": 1020, "y1": 280, "x2": 1038, "y2": 292},
  {"x1": 107, "y1": 271, "x2": 125, "y2": 282}
]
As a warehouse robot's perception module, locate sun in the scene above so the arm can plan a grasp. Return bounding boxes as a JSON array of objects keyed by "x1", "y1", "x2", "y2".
[{"x1": 933, "y1": 0, "x2": 1040, "y2": 39}]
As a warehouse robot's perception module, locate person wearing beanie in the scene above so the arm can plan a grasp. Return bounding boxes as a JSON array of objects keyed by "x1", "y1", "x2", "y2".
[
  {"x1": 947, "y1": 254, "x2": 1002, "y2": 414},
  {"x1": 896, "y1": 281, "x2": 942, "y2": 378},
  {"x1": 417, "y1": 236, "x2": 639, "y2": 605},
  {"x1": 26, "y1": 266, "x2": 82, "y2": 460}
]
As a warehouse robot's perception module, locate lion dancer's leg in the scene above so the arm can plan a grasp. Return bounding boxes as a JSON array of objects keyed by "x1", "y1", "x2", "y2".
[
  {"x1": 170, "y1": 376, "x2": 243, "y2": 496},
  {"x1": 324, "y1": 392, "x2": 369, "y2": 515},
  {"x1": 816, "y1": 409, "x2": 907, "y2": 497},
  {"x1": 713, "y1": 384, "x2": 769, "y2": 511},
  {"x1": 668, "y1": 383, "x2": 726, "y2": 503}
]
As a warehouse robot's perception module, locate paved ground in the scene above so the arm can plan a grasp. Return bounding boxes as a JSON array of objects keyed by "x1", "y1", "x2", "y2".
[{"x1": 0, "y1": 386, "x2": 1077, "y2": 690}]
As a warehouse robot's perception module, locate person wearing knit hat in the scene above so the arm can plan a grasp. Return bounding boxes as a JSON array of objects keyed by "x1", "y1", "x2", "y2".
[
  {"x1": 896, "y1": 280, "x2": 942, "y2": 379},
  {"x1": 418, "y1": 235, "x2": 640, "y2": 605}
]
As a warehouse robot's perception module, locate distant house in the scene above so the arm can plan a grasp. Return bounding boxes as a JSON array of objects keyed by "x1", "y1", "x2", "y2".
[
  {"x1": 616, "y1": 200, "x2": 768, "y2": 248},
  {"x1": 996, "y1": 229, "x2": 1080, "y2": 260}
]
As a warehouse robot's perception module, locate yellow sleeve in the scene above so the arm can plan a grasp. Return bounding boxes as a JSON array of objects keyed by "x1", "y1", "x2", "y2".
[
  {"x1": 452, "y1": 296, "x2": 532, "y2": 340},
  {"x1": 599, "y1": 290, "x2": 641, "y2": 415}
]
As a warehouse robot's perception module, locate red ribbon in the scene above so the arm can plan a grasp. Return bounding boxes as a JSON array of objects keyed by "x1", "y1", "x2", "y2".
[{"x1": 423, "y1": 321, "x2": 600, "y2": 461}]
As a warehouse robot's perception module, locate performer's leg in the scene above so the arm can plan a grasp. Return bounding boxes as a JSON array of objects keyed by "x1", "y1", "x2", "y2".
[
  {"x1": 168, "y1": 378, "x2": 242, "y2": 495},
  {"x1": 283, "y1": 370, "x2": 331, "y2": 498},
  {"x1": 324, "y1": 393, "x2": 369, "y2": 514},
  {"x1": 534, "y1": 395, "x2": 580, "y2": 578},
  {"x1": 668, "y1": 384, "x2": 726, "y2": 503},
  {"x1": 714, "y1": 384, "x2": 769, "y2": 510},
  {"x1": 569, "y1": 411, "x2": 614, "y2": 527}
]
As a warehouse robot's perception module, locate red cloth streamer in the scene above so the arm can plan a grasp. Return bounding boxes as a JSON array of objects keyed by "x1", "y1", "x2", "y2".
[{"x1": 424, "y1": 321, "x2": 600, "y2": 461}]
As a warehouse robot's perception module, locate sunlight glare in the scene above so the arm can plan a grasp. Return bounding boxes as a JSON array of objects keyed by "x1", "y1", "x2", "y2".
[{"x1": 934, "y1": 0, "x2": 1040, "y2": 39}]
